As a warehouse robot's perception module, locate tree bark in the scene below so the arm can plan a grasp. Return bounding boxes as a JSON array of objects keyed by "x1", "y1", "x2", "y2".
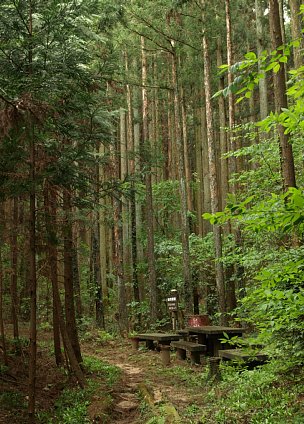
[
  {"x1": 171, "y1": 50, "x2": 193, "y2": 314},
  {"x1": 255, "y1": 0, "x2": 269, "y2": 119},
  {"x1": 202, "y1": 17, "x2": 226, "y2": 325},
  {"x1": 125, "y1": 53, "x2": 141, "y2": 317},
  {"x1": 63, "y1": 187, "x2": 82, "y2": 364},
  {"x1": 289, "y1": 0, "x2": 303, "y2": 68},
  {"x1": 0, "y1": 214, "x2": 8, "y2": 366},
  {"x1": 28, "y1": 125, "x2": 37, "y2": 422},
  {"x1": 269, "y1": 0, "x2": 296, "y2": 189},
  {"x1": 216, "y1": 37, "x2": 229, "y2": 208},
  {"x1": 141, "y1": 36, "x2": 158, "y2": 321},
  {"x1": 10, "y1": 197, "x2": 19, "y2": 341},
  {"x1": 43, "y1": 183, "x2": 63, "y2": 366}
]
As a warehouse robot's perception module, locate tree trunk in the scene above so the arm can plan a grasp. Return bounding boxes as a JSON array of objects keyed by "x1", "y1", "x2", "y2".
[
  {"x1": 63, "y1": 187, "x2": 82, "y2": 364},
  {"x1": 0, "y1": 217, "x2": 8, "y2": 366},
  {"x1": 141, "y1": 36, "x2": 158, "y2": 321},
  {"x1": 202, "y1": 15, "x2": 226, "y2": 325},
  {"x1": 289, "y1": 0, "x2": 303, "y2": 68},
  {"x1": 10, "y1": 197, "x2": 19, "y2": 341},
  {"x1": 255, "y1": 0, "x2": 269, "y2": 119},
  {"x1": 125, "y1": 53, "x2": 141, "y2": 320},
  {"x1": 43, "y1": 184, "x2": 63, "y2": 366},
  {"x1": 171, "y1": 50, "x2": 193, "y2": 314},
  {"x1": 28, "y1": 126, "x2": 37, "y2": 422},
  {"x1": 216, "y1": 37, "x2": 229, "y2": 208},
  {"x1": 72, "y1": 231, "x2": 82, "y2": 321},
  {"x1": 181, "y1": 85, "x2": 193, "y2": 213},
  {"x1": 50, "y1": 217, "x2": 86, "y2": 386},
  {"x1": 134, "y1": 101, "x2": 145, "y2": 301},
  {"x1": 225, "y1": 0, "x2": 238, "y2": 176},
  {"x1": 269, "y1": 0, "x2": 296, "y2": 189},
  {"x1": 92, "y1": 218, "x2": 105, "y2": 328}
]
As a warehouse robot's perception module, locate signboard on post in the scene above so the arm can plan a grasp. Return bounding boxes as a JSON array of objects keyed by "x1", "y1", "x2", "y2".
[{"x1": 166, "y1": 289, "x2": 178, "y2": 330}]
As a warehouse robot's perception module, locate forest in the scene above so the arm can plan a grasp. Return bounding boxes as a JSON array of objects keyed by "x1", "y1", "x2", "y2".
[{"x1": 0, "y1": 0, "x2": 303, "y2": 423}]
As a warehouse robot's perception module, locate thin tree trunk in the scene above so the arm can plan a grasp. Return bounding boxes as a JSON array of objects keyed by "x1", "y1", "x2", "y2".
[
  {"x1": 202, "y1": 11, "x2": 226, "y2": 326},
  {"x1": 134, "y1": 101, "x2": 145, "y2": 300},
  {"x1": 0, "y1": 226, "x2": 8, "y2": 366},
  {"x1": 63, "y1": 187, "x2": 82, "y2": 364},
  {"x1": 99, "y1": 143, "x2": 108, "y2": 302},
  {"x1": 72, "y1": 230, "x2": 82, "y2": 321},
  {"x1": 125, "y1": 53, "x2": 141, "y2": 317},
  {"x1": 92, "y1": 218, "x2": 105, "y2": 328},
  {"x1": 225, "y1": 0, "x2": 238, "y2": 176},
  {"x1": 289, "y1": 0, "x2": 303, "y2": 68},
  {"x1": 181, "y1": 86, "x2": 193, "y2": 213},
  {"x1": 10, "y1": 197, "x2": 19, "y2": 341},
  {"x1": 201, "y1": 104, "x2": 212, "y2": 236},
  {"x1": 172, "y1": 50, "x2": 193, "y2": 314},
  {"x1": 43, "y1": 184, "x2": 63, "y2": 366},
  {"x1": 28, "y1": 3, "x2": 37, "y2": 418},
  {"x1": 141, "y1": 36, "x2": 158, "y2": 321},
  {"x1": 216, "y1": 37, "x2": 229, "y2": 208},
  {"x1": 50, "y1": 230, "x2": 86, "y2": 386},
  {"x1": 255, "y1": 0, "x2": 268, "y2": 119},
  {"x1": 225, "y1": 0, "x2": 239, "y2": 314},
  {"x1": 269, "y1": 0, "x2": 296, "y2": 189},
  {"x1": 28, "y1": 124, "x2": 37, "y2": 422},
  {"x1": 195, "y1": 102, "x2": 204, "y2": 236}
]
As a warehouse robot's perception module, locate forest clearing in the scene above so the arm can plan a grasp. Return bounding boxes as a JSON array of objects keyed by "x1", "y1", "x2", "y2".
[{"x1": 0, "y1": 0, "x2": 304, "y2": 423}]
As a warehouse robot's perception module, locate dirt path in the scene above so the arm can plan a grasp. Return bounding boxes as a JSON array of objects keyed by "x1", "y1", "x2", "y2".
[{"x1": 82, "y1": 339, "x2": 209, "y2": 423}]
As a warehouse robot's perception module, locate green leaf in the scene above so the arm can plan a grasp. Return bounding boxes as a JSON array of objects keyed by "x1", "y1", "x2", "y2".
[{"x1": 244, "y1": 52, "x2": 257, "y2": 61}]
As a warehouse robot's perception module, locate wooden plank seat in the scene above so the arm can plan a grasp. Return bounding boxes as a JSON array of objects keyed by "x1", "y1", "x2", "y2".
[
  {"x1": 219, "y1": 349, "x2": 268, "y2": 368},
  {"x1": 171, "y1": 340, "x2": 206, "y2": 364},
  {"x1": 131, "y1": 333, "x2": 181, "y2": 350}
]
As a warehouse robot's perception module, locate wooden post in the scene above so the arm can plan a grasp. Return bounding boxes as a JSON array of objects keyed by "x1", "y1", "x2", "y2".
[
  {"x1": 130, "y1": 337, "x2": 139, "y2": 351},
  {"x1": 208, "y1": 357, "x2": 221, "y2": 382},
  {"x1": 160, "y1": 345, "x2": 171, "y2": 366}
]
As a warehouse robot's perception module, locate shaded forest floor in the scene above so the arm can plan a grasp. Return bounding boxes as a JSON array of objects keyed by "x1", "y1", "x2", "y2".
[
  {"x1": 1, "y1": 326, "x2": 304, "y2": 423},
  {"x1": 82, "y1": 337, "x2": 212, "y2": 423}
]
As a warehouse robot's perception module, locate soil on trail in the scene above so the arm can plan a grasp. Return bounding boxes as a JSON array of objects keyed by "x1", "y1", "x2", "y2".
[
  {"x1": 1, "y1": 328, "x2": 209, "y2": 423},
  {"x1": 83, "y1": 338, "x2": 210, "y2": 423}
]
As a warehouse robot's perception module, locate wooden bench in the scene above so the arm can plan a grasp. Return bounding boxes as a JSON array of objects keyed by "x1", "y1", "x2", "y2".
[
  {"x1": 171, "y1": 340, "x2": 206, "y2": 364},
  {"x1": 130, "y1": 333, "x2": 181, "y2": 350},
  {"x1": 218, "y1": 349, "x2": 268, "y2": 368}
]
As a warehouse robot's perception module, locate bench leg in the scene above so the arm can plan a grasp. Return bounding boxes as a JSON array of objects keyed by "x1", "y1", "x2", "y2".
[
  {"x1": 160, "y1": 345, "x2": 171, "y2": 366},
  {"x1": 190, "y1": 351, "x2": 201, "y2": 365},
  {"x1": 146, "y1": 340, "x2": 154, "y2": 350},
  {"x1": 176, "y1": 348, "x2": 186, "y2": 360},
  {"x1": 130, "y1": 338, "x2": 139, "y2": 350},
  {"x1": 208, "y1": 357, "x2": 221, "y2": 382}
]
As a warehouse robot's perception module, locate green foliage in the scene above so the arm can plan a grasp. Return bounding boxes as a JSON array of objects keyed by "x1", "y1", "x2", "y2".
[
  {"x1": 239, "y1": 258, "x2": 304, "y2": 363},
  {"x1": 40, "y1": 357, "x2": 120, "y2": 423},
  {"x1": 201, "y1": 361, "x2": 304, "y2": 423},
  {"x1": 83, "y1": 356, "x2": 121, "y2": 386}
]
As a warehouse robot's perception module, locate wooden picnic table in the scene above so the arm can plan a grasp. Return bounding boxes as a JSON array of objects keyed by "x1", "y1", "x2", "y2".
[
  {"x1": 186, "y1": 325, "x2": 244, "y2": 356},
  {"x1": 133, "y1": 333, "x2": 181, "y2": 350}
]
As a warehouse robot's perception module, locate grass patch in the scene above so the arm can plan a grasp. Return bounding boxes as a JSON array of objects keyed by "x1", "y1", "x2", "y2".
[
  {"x1": 200, "y1": 360, "x2": 304, "y2": 423},
  {"x1": 38, "y1": 355, "x2": 121, "y2": 423}
]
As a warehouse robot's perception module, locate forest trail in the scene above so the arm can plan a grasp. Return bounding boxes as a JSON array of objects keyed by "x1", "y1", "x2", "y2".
[{"x1": 82, "y1": 338, "x2": 208, "y2": 423}]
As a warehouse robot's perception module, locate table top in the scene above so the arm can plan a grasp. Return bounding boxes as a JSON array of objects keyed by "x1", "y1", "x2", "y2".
[
  {"x1": 186, "y1": 325, "x2": 244, "y2": 335},
  {"x1": 135, "y1": 333, "x2": 181, "y2": 341}
]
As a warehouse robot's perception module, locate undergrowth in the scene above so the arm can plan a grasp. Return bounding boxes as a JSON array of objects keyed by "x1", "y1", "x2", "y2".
[
  {"x1": 200, "y1": 360, "x2": 304, "y2": 424},
  {"x1": 37, "y1": 355, "x2": 121, "y2": 424}
]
